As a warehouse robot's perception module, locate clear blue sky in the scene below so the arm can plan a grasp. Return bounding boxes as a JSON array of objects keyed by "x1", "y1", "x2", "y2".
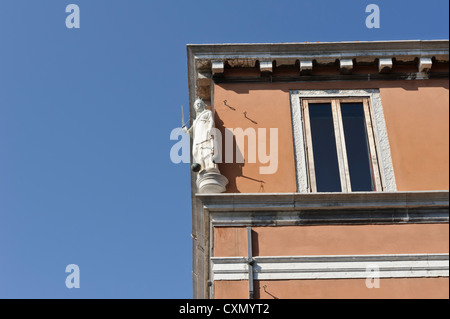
[{"x1": 0, "y1": 0, "x2": 448, "y2": 299}]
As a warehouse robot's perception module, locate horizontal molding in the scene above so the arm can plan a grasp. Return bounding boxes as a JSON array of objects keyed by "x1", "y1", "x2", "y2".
[
  {"x1": 188, "y1": 40, "x2": 449, "y2": 101},
  {"x1": 209, "y1": 208, "x2": 449, "y2": 226},
  {"x1": 198, "y1": 191, "x2": 449, "y2": 211},
  {"x1": 211, "y1": 72, "x2": 449, "y2": 83},
  {"x1": 197, "y1": 191, "x2": 449, "y2": 226},
  {"x1": 188, "y1": 40, "x2": 449, "y2": 63},
  {"x1": 211, "y1": 254, "x2": 449, "y2": 281}
]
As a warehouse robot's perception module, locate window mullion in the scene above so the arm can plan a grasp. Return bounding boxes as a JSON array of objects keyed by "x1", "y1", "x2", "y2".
[
  {"x1": 332, "y1": 99, "x2": 352, "y2": 193},
  {"x1": 363, "y1": 99, "x2": 383, "y2": 191},
  {"x1": 302, "y1": 100, "x2": 317, "y2": 192}
]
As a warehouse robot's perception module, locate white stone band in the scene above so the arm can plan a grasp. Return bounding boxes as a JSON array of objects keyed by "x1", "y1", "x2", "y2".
[{"x1": 211, "y1": 253, "x2": 449, "y2": 281}]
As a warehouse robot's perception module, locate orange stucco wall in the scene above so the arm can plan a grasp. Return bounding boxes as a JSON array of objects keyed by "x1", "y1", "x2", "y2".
[
  {"x1": 213, "y1": 224, "x2": 449, "y2": 257},
  {"x1": 214, "y1": 79, "x2": 449, "y2": 193},
  {"x1": 213, "y1": 224, "x2": 449, "y2": 298},
  {"x1": 214, "y1": 85, "x2": 296, "y2": 193},
  {"x1": 381, "y1": 85, "x2": 449, "y2": 191},
  {"x1": 211, "y1": 78, "x2": 448, "y2": 299},
  {"x1": 214, "y1": 278, "x2": 449, "y2": 299}
]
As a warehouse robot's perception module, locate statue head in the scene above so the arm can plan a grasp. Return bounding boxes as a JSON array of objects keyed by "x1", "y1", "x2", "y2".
[{"x1": 194, "y1": 98, "x2": 206, "y2": 114}]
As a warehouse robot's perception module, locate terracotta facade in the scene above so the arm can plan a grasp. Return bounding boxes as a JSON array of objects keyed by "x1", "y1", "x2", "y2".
[
  {"x1": 214, "y1": 79, "x2": 449, "y2": 193},
  {"x1": 187, "y1": 41, "x2": 449, "y2": 299}
]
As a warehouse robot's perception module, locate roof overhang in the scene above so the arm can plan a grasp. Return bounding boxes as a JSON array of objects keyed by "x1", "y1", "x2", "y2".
[{"x1": 187, "y1": 40, "x2": 449, "y2": 105}]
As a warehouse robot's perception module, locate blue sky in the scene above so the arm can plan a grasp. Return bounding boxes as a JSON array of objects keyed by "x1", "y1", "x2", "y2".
[{"x1": 0, "y1": 0, "x2": 448, "y2": 299}]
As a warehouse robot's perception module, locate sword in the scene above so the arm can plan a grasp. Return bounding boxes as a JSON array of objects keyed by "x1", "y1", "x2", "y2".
[{"x1": 181, "y1": 105, "x2": 190, "y2": 127}]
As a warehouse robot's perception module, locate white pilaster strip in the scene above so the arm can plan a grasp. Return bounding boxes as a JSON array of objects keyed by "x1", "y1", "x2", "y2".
[{"x1": 290, "y1": 92, "x2": 309, "y2": 193}]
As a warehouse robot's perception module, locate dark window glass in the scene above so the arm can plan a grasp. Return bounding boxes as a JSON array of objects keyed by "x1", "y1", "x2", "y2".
[
  {"x1": 309, "y1": 103, "x2": 341, "y2": 192},
  {"x1": 341, "y1": 103, "x2": 374, "y2": 191}
]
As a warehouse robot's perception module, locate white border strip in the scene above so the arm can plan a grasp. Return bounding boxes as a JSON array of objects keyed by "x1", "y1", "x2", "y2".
[
  {"x1": 290, "y1": 93, "x2": 309, "y2": 193},
  {"x1": 289, "y1": 89, "x2": 397, "y2": 193},
  {"x1": 211, "y1": 254, "x2": 449, "y2": 281}
]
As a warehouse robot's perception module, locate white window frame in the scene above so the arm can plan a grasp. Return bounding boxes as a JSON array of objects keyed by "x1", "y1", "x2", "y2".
[{"x1": 290, "y1": 89, "x2": 397, "y2": 193}]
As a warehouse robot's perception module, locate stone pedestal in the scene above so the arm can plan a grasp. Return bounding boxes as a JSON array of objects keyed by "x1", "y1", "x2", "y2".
[{"x1": 196, "y1": 168, "x2": 228, "y2": 194}]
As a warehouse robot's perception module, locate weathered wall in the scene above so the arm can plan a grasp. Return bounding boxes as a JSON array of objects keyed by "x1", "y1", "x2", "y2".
[
  {"x1": 213, "y1": 224, "x2": 449, "y2": 299},
  {"x1": 214, "y1": 278, "x2": 449, "y2": 299},
  {"x1": 213, "y1": 224, "x2": 449, "y2": 257},
  {"x1": 381, "y1": 84, "x2": 449, "y2": 191},
  {"x1": 214, "y1": 79, "x2": 449, "y2": 192},
  {"x1": 213, "y1": 85, "x2": 296, "y2": 193},
  {"x1": 211, "y1": 78, "x2": 449, "y2": 299}
]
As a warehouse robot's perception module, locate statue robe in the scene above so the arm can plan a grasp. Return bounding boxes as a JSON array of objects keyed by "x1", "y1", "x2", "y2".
[{"x1": 191, "y1": 109, "x2": 219, "y2": 171}]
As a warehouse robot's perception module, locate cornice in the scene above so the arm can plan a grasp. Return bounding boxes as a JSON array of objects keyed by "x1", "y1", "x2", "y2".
[
  {"x1": 187, "y1": 40, "x2": 450, "y2": 102},
  {"x1": 197, "y1": 190, "x2": 449, "y2": 212}
]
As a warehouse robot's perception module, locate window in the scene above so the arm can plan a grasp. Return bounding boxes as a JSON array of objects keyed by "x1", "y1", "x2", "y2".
[
  {"x1": 303, "y1": 98, "x2": 382, "y2": 192},
  {"x1": 290, "y1": 90, "x2": 397, "y2": 194}
]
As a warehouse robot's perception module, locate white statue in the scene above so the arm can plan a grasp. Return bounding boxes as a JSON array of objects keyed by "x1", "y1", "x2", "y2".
[
  {"x1": 183, "y1": 98, "x2": 218, "y2": 172},
  {"x1": 182, "y1": 98, "x2": 227, "y2": 193}
]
